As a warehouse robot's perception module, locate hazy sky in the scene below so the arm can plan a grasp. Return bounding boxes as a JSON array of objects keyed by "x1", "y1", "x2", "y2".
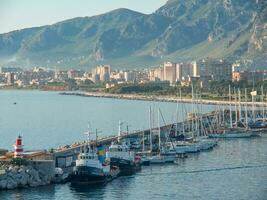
[{"x1": 0, "y1": 0, "x2": 168, "y2": 34}]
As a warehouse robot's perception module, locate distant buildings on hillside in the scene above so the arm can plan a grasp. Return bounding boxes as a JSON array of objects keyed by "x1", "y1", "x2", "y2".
[
  {"x1": 149, "y1": 59, "x2": 232, "y2": 87},
  {"x1": 0, "y1": 58, "x2": 266, "y2": 89}
]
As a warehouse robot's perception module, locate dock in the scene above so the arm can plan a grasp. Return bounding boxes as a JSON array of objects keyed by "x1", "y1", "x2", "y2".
[{"x1": 52, "y1": 110, "x2": 221, "y2": 170}]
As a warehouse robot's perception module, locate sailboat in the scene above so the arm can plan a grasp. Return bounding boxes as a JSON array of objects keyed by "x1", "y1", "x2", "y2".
[
  {"x1": 148, "y1": 109, "x2": 176, "y2": 164},
  {"x1": 209, "y1": 87, "x2": 258, "y2": 138}
]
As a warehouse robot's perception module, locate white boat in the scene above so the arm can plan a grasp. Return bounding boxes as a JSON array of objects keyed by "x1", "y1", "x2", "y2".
[
  {"x1": 195, "y1": 137, "x2": 218, "y2": 150},
  {"x1": 70, "y1": 145, "x2": 112, "y2": 185},
  {"x1": 148, "y1": 153, "x2": 176, "y2": 164},
  {"x1": 209, "y1": 128, "x2": 254, "y2": 138},
  {"x1": 167, "y1": 141, "x2": 200, "y2": 153}
]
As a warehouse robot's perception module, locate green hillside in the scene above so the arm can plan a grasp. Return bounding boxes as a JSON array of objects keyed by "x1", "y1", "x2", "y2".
[{"x1": 0, "y1": 0, "x2": 266, "y2": 70}]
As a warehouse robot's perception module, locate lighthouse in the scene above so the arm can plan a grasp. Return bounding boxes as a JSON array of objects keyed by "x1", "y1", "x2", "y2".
[{"x1": 13, "y1": 135, "x2": 24, "y2": 158}]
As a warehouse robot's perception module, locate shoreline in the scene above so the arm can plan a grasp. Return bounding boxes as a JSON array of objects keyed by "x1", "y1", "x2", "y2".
[{"x1": 60, "y1": 92, "x2": 267, "y2": 107}]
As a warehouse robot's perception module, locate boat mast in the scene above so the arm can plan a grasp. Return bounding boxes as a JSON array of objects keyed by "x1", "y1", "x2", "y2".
[
  {"x1": 252, "y1": 92, "x2": 255, "y2": 122},
  {"x1": 229, "y1": 85, "x2": 233, "y2": 128},
  {"x1": 191, "y1": 83, "x2": 195, "y2": 138},
  {"x1": 118, "y1": 120, "x2": 122, "y2": 143},
  {"x1": 261, "y1": 85, "x2": 264, "y2": 118},
  {"x1": 238, "y1": 88, "x2": 241, "y2": 124},
  {"x1": 266, "y1": 92, "x2": 267, "y2": 120},
  {"x1": 245, "y1": 88, "x2": 248, "y2": 128},
  {"x1": 142, "y1": 129, "x2": 145, "y2": 153},
  {"x1": 84, "y1": 123, "x2": 92, "y2": 153},
  {"x1": 175, "y1": 87, "x2": 179, "y2": 137},
  {"x1": 158, "y1": 109, "x2": 161, "y2": 153},
  {"x1": 180, "y1": 87, "x2": 185, "y2": 136},
  {"x1": 234, "y1": 88, "x2": 238, "y2": 128},
  {"x1": 149, "y1": 106, "x2": 153, "y2": 152},
  {"x1": 85, "y1": 124, "x2": 91, "y2": 142}
]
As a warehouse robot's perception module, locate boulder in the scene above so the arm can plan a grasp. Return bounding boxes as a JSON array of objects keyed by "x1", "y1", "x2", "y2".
[
  {"x1": 6, "y1": 178, "x2": 18, "y2": 190},
  {"x1": 0, "y1": 179, "x2": 7, "y2": 189}
]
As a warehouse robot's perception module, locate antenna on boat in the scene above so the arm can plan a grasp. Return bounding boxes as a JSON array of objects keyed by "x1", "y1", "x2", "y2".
[
  {"x1": 95, "y1": 129, "x2": 102, "y2": 146},
  {"x1": 118, "y1": 120, "x2": 123, "y2": 142},
  {"x1": 84, "y1": 123, "x2": 91, "y2": 142}
]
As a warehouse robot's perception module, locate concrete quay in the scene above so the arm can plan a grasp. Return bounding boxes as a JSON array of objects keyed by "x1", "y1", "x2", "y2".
[{"x1": 60, "y1": 92, "x2": 267, "y2": 107}]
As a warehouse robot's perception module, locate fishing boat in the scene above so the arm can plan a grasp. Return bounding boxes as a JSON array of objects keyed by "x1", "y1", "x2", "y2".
[
  {"x1": 106, "y1": 142, "x2": 137, "y2": 175},
  {"x1": 70, "y1": 126, "x2": 119, "y2": 186},
  {"x1": 70, "y1": 145, "x2": 110, "y2": 185},
  {"x1": 106, "y1": 121, "x2": 139, "y2": 175}
]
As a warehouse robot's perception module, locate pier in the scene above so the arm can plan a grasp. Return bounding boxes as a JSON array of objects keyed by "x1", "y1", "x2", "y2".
[{"x1": 52, "y1": 110, "x2": 221, "y2": 170}]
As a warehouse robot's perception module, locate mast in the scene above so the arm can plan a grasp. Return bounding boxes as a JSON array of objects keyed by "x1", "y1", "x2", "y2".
[
  {"x1": 191, "y1": 83, "x2": 194, "y2": 138},
  {"x1": 149, "y1": 106, "x2": 153, "y2": 152},
  {"x1": 229, "y1": 85, "x2": 233, "y2": 128},
  {"x1": 261, "y1": 85, "x2": 264, "y2": 118},
  {"x1": 175, "y1": 88, "x2": 179, "y2": 137},
  {"x1": 180, "y1": 87, "x2": 185, "y2": 136},
  {"x1": 158, "y1": 109, "x2": 161, "y2": 153},
  {"x1": 84, "y1": 124, "x2": 91, "y2": 143},
  {"x1": 266, "y1": 92, "x2": 267, "y2": 120},
  {"x1": 118, "y1": 120, "x2": 122, "y2": 143},
  {"x1": 195, "y1": 93, "x2": 200, "y2": 137},
  {"x1": 234, "y1": 88, "x2": 238, "y2": 127},
  {"x1": 238, "y1": 88, "x2": 241, "y2": 123},
  {"x1": 245, "y1": 88, "x2": 248, "y2": 128},
  {"x1": 95, "y1": 128, "x2": 98, "y2": 146},
  {"x1": 142, "y1": 129, "x2": 145, "y2": 153},
  {"x1": 84, "y1": 124, "x2": 92, "y2": 153}
]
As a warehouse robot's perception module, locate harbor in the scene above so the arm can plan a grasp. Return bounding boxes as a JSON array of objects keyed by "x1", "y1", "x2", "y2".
[
  {"x1": 0, "y1": 91, "x2": 266, "y2": 199},
  {"x1": 1, "y1": 105, "x2": 266, "y2": 190}
]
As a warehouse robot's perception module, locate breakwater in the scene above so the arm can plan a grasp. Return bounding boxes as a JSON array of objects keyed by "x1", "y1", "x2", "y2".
[
  {"x1": 0, "y1": 160, "x2": 55, "y2": 190},
  {"x1": 60, "y1": 92, "x2": 267, "y2": 107}
]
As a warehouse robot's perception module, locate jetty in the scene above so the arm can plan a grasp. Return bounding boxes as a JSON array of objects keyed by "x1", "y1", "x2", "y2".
[
  {"x1": 53, "y1": 110, "x2": 220, "y2": 170},
  {"x1": 60, "y1": 92, "x2": 267, "y2": 107}
]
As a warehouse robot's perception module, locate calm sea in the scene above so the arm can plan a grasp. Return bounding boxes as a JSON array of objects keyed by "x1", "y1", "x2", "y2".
[{"x1": 0, "y1": 90, "x2": 266, "y2": 200}]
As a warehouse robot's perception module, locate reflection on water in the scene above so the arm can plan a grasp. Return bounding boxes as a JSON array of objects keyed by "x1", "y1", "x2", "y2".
[
  {"x1": 1, "y1": 136, "x2": 267, "y2": 200},
  {"x1": 0, "y1": 91, "x2": 267, "y2": 200}
]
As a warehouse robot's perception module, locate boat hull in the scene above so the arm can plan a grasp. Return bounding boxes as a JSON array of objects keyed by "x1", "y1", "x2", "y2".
[
  {"x1": 110, "y1": 157, "x2": 136, "y2": 176},
  {"x1": 70, "y1": 166, "x2": 107, "y2": 186},
  {"x1": 209, "y1": 132, "x2": 253, "y2": 138}
]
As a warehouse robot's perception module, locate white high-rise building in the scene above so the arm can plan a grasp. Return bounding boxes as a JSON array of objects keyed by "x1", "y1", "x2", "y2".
[{"x1": 163, "y1": 62, "x2": 176, "y2": 85}]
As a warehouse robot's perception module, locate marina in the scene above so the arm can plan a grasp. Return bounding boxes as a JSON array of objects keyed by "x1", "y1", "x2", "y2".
[{"x1": 0, "y1": 91, "x2": 267, "y2": 199}]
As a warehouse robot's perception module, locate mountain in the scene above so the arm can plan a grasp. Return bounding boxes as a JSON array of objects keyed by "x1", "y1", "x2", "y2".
[{"x1": 0, "y1": 0, "x2": 266, "y2": 70}]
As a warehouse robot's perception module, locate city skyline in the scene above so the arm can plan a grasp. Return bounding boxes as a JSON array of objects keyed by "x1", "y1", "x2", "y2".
[{"x1": 0, "y1": 0, "x2": 168, "y2": 33}]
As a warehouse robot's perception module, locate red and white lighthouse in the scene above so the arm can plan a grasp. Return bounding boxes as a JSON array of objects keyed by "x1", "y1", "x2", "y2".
[{"x1": 13, "y1": 135, "x2": 24, "y2": 158}]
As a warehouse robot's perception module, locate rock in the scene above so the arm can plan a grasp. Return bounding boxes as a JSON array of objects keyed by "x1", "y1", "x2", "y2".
[
  {"x1": 0, "y1": 179, "x2": 7, "y2": 189},
  {"x1": 6, "y1": 178, "x2": 17, "y2": 190},
  {"x1": 0, "y1": 164, "x2": 52, "y2": 190},
  {"x1": 0, "y1": 170, "x2": 7, "y2": 180},
  {"x1": 29, "y1": 181, "x2": 40, "y2": 187}
]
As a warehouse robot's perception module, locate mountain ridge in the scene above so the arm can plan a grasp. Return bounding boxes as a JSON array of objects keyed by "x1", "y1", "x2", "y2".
[{"x1": 0, "y1": 0, "x2": 266, "y2": 69}]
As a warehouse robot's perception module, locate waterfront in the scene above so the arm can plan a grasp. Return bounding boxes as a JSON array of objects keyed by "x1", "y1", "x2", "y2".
[
  {"x1": 1, "y1": 135, "x2": 267, "y2": 200},
  {"x1": 0, "y1": 90, "x2": 215, "y2": 150},
  {"x1": 1, "y1": 90, "x2": 267, "y2": 200}
]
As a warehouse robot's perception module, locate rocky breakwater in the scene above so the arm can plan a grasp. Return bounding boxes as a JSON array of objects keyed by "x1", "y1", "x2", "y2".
[
  {"x1": 0, "y1": 165, "x2": 52, "y2": 190},
  {"x1": 0, "y1": 159, "x2": 55, "y2": 190}
]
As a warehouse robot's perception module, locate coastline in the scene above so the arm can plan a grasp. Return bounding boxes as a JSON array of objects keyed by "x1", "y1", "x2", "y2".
[{"x1": 60, "y1": 91, "x2": 267, "y2": 107}]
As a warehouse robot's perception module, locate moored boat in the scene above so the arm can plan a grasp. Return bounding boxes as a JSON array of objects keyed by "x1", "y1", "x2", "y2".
[
  {"x1": 70, "y1": 145, "x2": 116, "y2": 186},
  {"x1": 106, "y1": 142, "x2": 137, "y2": 176}
]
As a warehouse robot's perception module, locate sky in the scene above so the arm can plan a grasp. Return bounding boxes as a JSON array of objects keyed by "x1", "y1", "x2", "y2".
[{"x1": 0, "y1": 0, "x2": 168, "y2": 34}]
